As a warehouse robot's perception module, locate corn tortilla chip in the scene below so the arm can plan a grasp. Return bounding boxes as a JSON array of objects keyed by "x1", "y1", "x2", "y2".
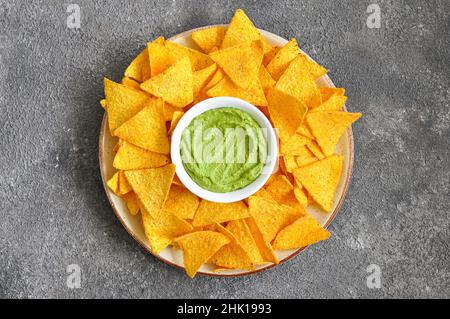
[
  {"x1": 106, "y1": 172, "x2": 120, "y2": 195},
  {"x1": 192, "y1": 200, "x2": 249, "y2": 227},
  {"x1": 118, "y1": 171, "x2": 132, "y2": 195},
  {"x1": 191, "y1": 26, "x2": 225, "y2": 53},
  {"x1": 121, "y1": 76, "x2": 141, "y2": 90},
  {"x1": 279, "y1": 134, "x2": 310, "y2": 155},
  {"x1": 294, "y1": 146, "x2": 318, "y2": 167},
  {"x1": 148, "y1": 37, "x2": 176, "y2": 77},
  {"x1": 124, "y1": 47, "x2": 150, "y2": 82},
  {"x1": 295, "y1": 54, "x2": 327, "y2": 80},
  {"x1": 168, "y1": 111, "x2": 184, "y2": 135},
  {"x1": 310, "y1": 94, "x2": 347, "y2": 112},
  {"x1": 163, "y1": 184, "x2": 200, "y2": 220},
  {"x1": 273, "y1": 214, "x2": 330, "y2": 250},
  {"x1": 306, "y1": 140, "x2": 325, "y2": 160},
  {"x1": 283, "y1": 156, "x2": 298, "y2": 173},
  {"x1": 122, "y1": 191, "x2": 140, "y2": 215},
  {"x1": 266, "y1": 38, "x2": 300, "y2": 81},
  {"x1": 124, "y1": 164, "x2": 176, "y2": 218},
  {"x1": 297, "y1": 123, "x2": 315, "y2": 139},
  {"x1": 163, "y1": 102, "x2": 179, "y2": 122},
  {"x1": 113, "y1": 141, "x2": 168, "y2": 170},
  {"x1": 165, "y1": 40, "x2": 214, "y2": 71},
  {"x1": 193, "y1": 63, "x2": 217, "y2": 98},
  {"x1": 292, "y1": 155, "x2": 343, "y2": 212},
  {"x1": 175, "y1": 231, "x2": 230, "y2": 278},
  {"x1": 259, "y1": 65, "x2": 276, "y2": 91},
  {"x1": 320, "y1": 87, "x2": 346, "y2": 102},
  {"x1": 293, "y1": 187, "x2": 308, "y2": 207},
  {"x1": 226, "y1": 219, "x2": 264, "y2": 265},
  {"x1": 245, "y1": 217, "x2": 278, "y2": 264},
  {"x1": 100, "y1": 99, "x2": 106, "y2": 109}
]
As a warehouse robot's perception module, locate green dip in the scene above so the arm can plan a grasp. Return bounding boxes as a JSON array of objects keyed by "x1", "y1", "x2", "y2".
[{"x1": 180, "y1": 108, "x2": 267, "y2": 193}]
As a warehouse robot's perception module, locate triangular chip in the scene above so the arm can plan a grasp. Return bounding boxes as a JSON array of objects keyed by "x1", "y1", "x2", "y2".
[
  {"x1": 118, "y1": 171, "x2": 132, "y2": 195},
  {"x1": 168, "y1": 111, "x2": 184, "y2": 135},
  {"x1": 141, "y1": 206, "x2": 193, "y2": 254},
  {"x1": 206, "y1": 74, "x2": 267, "y2": 106},
  {"x1": 193, "y1": 63, "x2": 217, "y2": 98},
  {"x1": 104, "y1": 78, "x2": 149, "y2": 133},
  {"x1": 165, "y1": 41, "x2": 214, "y2": 71},
  {"x1": 248, "y1": 196, "x2": 300, "y2": 243},
  {"x1": 280, "y1": 134, "x2": 311, "y2": 155},
  {"x1": 191, "y1": 26, "x2": 225, "y2": 53},
  {"x1": 297, "y1": 123, "x2": 315, "y2": 139},
  {"x1": 100, "y1": 99, "x2": 106, "y2": 109},
  {"x1": 310, "y1": 94, "x2": 347, "y2": 112},
  {"x1": 124, "y1": 164, "x2": 175, "y2": 217},
  {"x1": 163, "y1": 102, "x2": 179, "y2": 121},
  {"x1": 294, "y1": 54, "x2": 327, "y2": 80},
  {"x1": 266, "y1": 38, "x2": 300, "y2": 80},
  {"x1": 106, "y1": 172, "x2": 120, "y2": 195},
  {"x1": 114, "y1": 98, "x2": 169, "y2": 154},
  {"x1": 226, "y1": 219, "x2": 264, "y2": 265},
  {"x1": 294, "y1": 146, "x2": 318, "y2": 167},
  {"x1": 121, "y1": 76, "x2": 141, "y2": 90},
  {"x1": 124, "y1": 47, "x2": 150, "y2": 82},
  {"x1": 147, "y1": 37, "x2": 176, "y2": 77},
  {"x1": 140, "y1": 56, "x2": 193, "y2": 108},
  {"x1": 320, "y1": 87, "x2": 346, "y2": 102},
  {"x1": 293, "y1": 187, "x2": 308, "y2": 207},
  {"x1": 122, "y1": 192, "x2": 140, "y2": 215},
  {"x1": 192, "y1": 200, "x2": 250, "y2": 227},
  {"x1": 275, "y1": 55, "x2": 322, "y2": 108},
  {"x1": 175, "y1": 231, "x2": 230, "y2": 278},
  {"x1": 263, "y1": 46, "x2": 280, "y2": 66},
  {"x1": 259, "y1": 65, "x2": 276, "y2": 91},
  {"x1": 245, "y1": 217, "x2": 278, "y2": 264},
  {"x1": 210, "y1": 224, "x2": 254, "y2": 270},
  {"x1": 283, "y1": 155, "x2": 298, "y2": 173},
  {"x1": 306, "y1": 111, "x2": 361, "y2": 156},
  {"x1": 163, "y1": 184, "x2": 200, "y2": 220},
  {"x1": 292, "y1": 155, "x2": 343, "y2": 212},
  {"x1": 273, "y1": 214, "x2": 330, "y2": 250},
  {"x1": 210, "y1": 42, "x2": 263, "y2": 89},
  {"x1": 264, "y1": 174, "x2": 306, "y2": 212},
  {"x1": 267, "y1": 87, "x2": 308, "y2": 143},
  {"x1": 113, "y1": 141, "x2": 169, "y2": 170},
  {"x1": 306, "y1": 140, "x2": 325, "y2": 159}
]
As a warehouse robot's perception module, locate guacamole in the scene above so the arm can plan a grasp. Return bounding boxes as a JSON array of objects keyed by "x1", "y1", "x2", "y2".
[{"x1": 180, "y1": 108, "x2": 267, "y2": 193}]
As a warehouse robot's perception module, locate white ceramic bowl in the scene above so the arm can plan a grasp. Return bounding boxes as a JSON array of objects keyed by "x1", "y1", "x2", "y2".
[{"x1": 170, "y1": 97, "x2": 278, "y2": 203}]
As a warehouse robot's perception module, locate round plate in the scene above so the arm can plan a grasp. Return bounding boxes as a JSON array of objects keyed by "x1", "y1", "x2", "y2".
[{"x1": 99, "y1": 26, "x2": 354, "y2": 277}]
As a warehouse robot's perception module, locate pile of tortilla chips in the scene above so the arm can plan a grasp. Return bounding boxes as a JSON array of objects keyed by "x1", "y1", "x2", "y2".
[{"x1": 102, "y1": 9, "x2": 361, "y2": 278}]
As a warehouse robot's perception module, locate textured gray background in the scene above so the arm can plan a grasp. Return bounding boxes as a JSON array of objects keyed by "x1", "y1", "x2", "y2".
[{"x1": 0, "y1": 0, "x2": 448, "y2": 299}]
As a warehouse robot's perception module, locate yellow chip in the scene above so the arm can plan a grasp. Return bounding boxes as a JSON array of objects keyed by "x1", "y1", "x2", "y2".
[
  {"x1": 121, "y1": 76, "x2": 141, "y2": 90},
  {"x1": 294, "y1": 146, "x2": 318, "y2": 167},
  {"x1": 279, "y1": 134, "x2": 310, "y2": 155},
  {"x1": 124, "y1": 47, "x2": 150, "y2": 82},
  {"x1": 310, "y1": 94, "x2": 347, "y2": 112},
  {"x1": 206, "y1": 74, "x2": 267, "y2": 106},
  {"x1": 140, "y1": 56, "x2": 194, "y2": 108},
  {"x1": 191, "y1": 26, "x2": 226, "y2": 53},
  {"x1": 297, "y1": 123, "x2": 315, "y2": 139},
  {"x1": 292, "y1": 155, "x2": 343, "y2": 212},
  {"x1": 175, "y1": 231, "x2": 230, "y2": 278},
  {"x1": 222, "y1": 9, "x2": 272, "y2": 55},
  {"x1": 113, "y1": 98, "x2": 169, "y2": 154},
  {"x1": 275, "y1": 55, "x2": 322, "y2": 108},
  {"x1": 113, "y1": 141, "x2": 169, "y2": 170},
  {"x1": 320, "y1": 87, "x2": 346, "y2": 102},
  {"x1": 226, "y1": 219, "x2": 264, "y2": 265},
  {"x1": 267, "y1": 87, "x2": 308, "y2": 143},
  {"x1": 210, "y1": 224, "x2": 254, "y2": 270},
  {"x1": 306, "y1": 140, "x2": 325, "y2": 160},
  {"x1": 168, "y1": 111, "x2": 184, "y2": 135},
  {"x1": 210, "y1": 42, "x2": 263, "y2": 89},
  {"x1": 264, "y1": 174, "x2": 304, "y2": 211},
  {"x1": 163, "y1": 102, "x2": 179, "y2": 122},
  {"x1": 106, "y1": 171, "x2": 120, "y2": 194},
  {"x1": 295, "y1": 54, "x2": 327, "y2": 80},
  {"x1": 248, "y1": 196, "x2": 300, "y2": 243},
  {"x1": 245, "y1": 217, "x2": 278, "y2": 264},
  {"x1": 283, "y1": 156, "x2": 298, "y2": 173},
  {"x1": 192, "y1": 200, "x2": 250, "y2": 227},
  {"x1": 163, "y1": 184, "x2": 200, "y2": 220},
  {"x1": 273, "y1": 214, "x2": 330, "y2": 250},
  {"x1": 100, "y1": 99, "x2": 106, "y2": 109},
  {"x1": 293, "y1": 187, "x2": 308, "y2": 207},
  {"x1": 147, "y1": 37, "x2": 176, "y2": 77},
  {"x1": 263, "y1": 46, "x2": 280, "y2": 66},
  {"x1": 122, "y1": 191, "x2": 140, "y2": 215},
  {"x1": 306, "y1": 111, "x2": 362, "y2": 156},
  {"x1": 118, "y1": 171, "x2": 132, "y2": 195},
  {"x1": 104, "y1": 78, "x2": 149, "y2": 133},
  {"x1": 165, "y1": 40, "x2": 214, "y2": 71},
  {"x1": 124, "y1": 164, "x2": 176, "y2": 218},
  {"x1": 266, "y1": 38, "x2": 300, "y2": 80},
  {"x1": 251, "y1": 188, "x2": 275, "y2": 202},
  {"x1": 259, "y1": 65, "x2": 276, "y2": 91},
  {"x1": 141, "y1": 206, "x2": 193, "y2": 254},
  {"x1": 193, "y1": 63, "x2": 217, "y2": 98}
]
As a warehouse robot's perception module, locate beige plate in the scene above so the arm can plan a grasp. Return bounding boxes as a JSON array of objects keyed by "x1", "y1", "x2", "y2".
[{"x1": 99, "y1": 26, "x2": 354, "y2": 277}]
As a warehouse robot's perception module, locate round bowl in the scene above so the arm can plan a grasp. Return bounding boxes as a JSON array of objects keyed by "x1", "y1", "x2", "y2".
[
  {"x1": 99, "y1": 25, "x2": 354, "y2": 277},
  {"x1": 170, "y1": 97, "x2": 278, "y2": 203}
]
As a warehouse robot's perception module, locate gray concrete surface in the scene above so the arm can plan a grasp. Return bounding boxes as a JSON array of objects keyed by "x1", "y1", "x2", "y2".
[{"x1": 0, "y1": 0, "x2": 448, "y2": 299}]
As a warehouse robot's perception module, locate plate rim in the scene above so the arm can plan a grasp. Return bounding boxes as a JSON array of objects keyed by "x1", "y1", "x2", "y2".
[{"x1": 98, "y1": 25, "x2": 354, "y2": 277}]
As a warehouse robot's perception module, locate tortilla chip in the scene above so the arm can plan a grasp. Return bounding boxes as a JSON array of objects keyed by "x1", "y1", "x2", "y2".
[
  {"x1": 273, "y1": 214, "x2": 330, "y2": 250},
  {"x1": 245, "y1": 217, "x2": 278, "y2": 264},
  {"x1": 226, "y1": 219, "x2": 264, "y2": 265},
  {"x1": 163, "y1": 184, "x2": 200, "y2": 220},
  {"x1": 294, "y1": 146, "x2": 318, "y2": 167},
  {"x1": 297, "y1": 123, "x2": 315, "y2": 139},
  {"x1": 106, "y1": 172, "x2": 120, "y2": 194},
  {"x1": 193, "y1": 63, "x2": 217, "y2": 98},
  {"x1": 175, "y1": 231, "x2": 230, "y2": 278},
  {"x1": 306, "y1": 140, "x2": 325, "y2": 160},
  {"x1": 310, "y1": 94, "x2": 347, "y2": 112},
  {"x1": 210, "y1": 42, "x2": 263, "y2": 89},
  {"x1": 263, "y1": 46, "x2": 280, "y2": 66},
  {"x1": 248, "y1": 196, "x2": 300, "y2": 243},
  {"x1": 124, "y1": 164, "x2": 176, "y2": 218},
  {"x1": 191, "y1": 26, "x2": 226, "y2": 53},
  {"x1": 266, "y1": 38, "x2": 300, "y2": 80},
  {"x1": 210, "y1": 224, "x2": 254, "y2": 270},
  {"x1": 100, "y1": 99, "x2": 106, "y2": 109},
  {"x1": 118, "y1": 171, "x2": 132, "y2": 195},
  {"x1": 163, "y1": 102, "x2": 179, "y2": 121},
  {"x1": 292, "y1": 155, "x2": 343, "y2": 212},
  {"x1": 165, "y1": 40, "x2": 214, "y2": 71},
  {"x1": 306, "y1": 111, "x2": 361, "y2": 156},
  {"x1": 104, "y1": 78, "x2": 149, "y2": 133},
  {"x1": 275, "y1": 55, "x2": 322, "y2": 108},
  {"x1": 140, "y1": 56, "x2": 194, "y2": 108},
  {"x1": 251, "y1": 188, "x2": 275, "y2": 202},
  {"x1": 141, "y1": 206, "x2": 193, "y2": 254},
  {"x1": 279, "y1": 134, "x2": 310, "y2": 155},
  {"x1": 267, "y1": 87, "x2": 308, "y2": 143},
  {"x1": 147, "y1": 37, "x2": 176, "y2": 77},
  {"x1": 122, "y1": 191, "x2": 140, "y2": 215},
  {"x1": 124, "y1": 47, "x2": 150, "y2": 82},
  {"x1": 264, "y1": 174, "x2": 304, "y2": 212},
  {"x1": 168, "y1": 111, "x2": 184, "y2": 135},
  {"x1": 283, "y1": 156, "x2": 298, "y2": 173},
  {"x1": 114, "y1": 98, "x2": 169, "y2": 154},
  {"x1": 206, "y1": 74, "x2": 267, "y2": 106},
  {"x1": 293, "y1": 187, "x2": 308, "y2": 207},
  {"x1": 320, "y1": 87, "x2": 346, "y2": 102},
  {"x1": 121, "y1": 76, "x2": 141, "y2": 90},
  {"x1": 192, "y1": 200, "x2": 250, "y2": 227},
  {"x1": 295, "y1": 54, "x2": 327, "y2": 80},
  {"x1": 259, "y1": 65, "x2": 276, "y2": 91},
  {"x1": 113, "y1": 141, "x2": 169, "y2": 170}
]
